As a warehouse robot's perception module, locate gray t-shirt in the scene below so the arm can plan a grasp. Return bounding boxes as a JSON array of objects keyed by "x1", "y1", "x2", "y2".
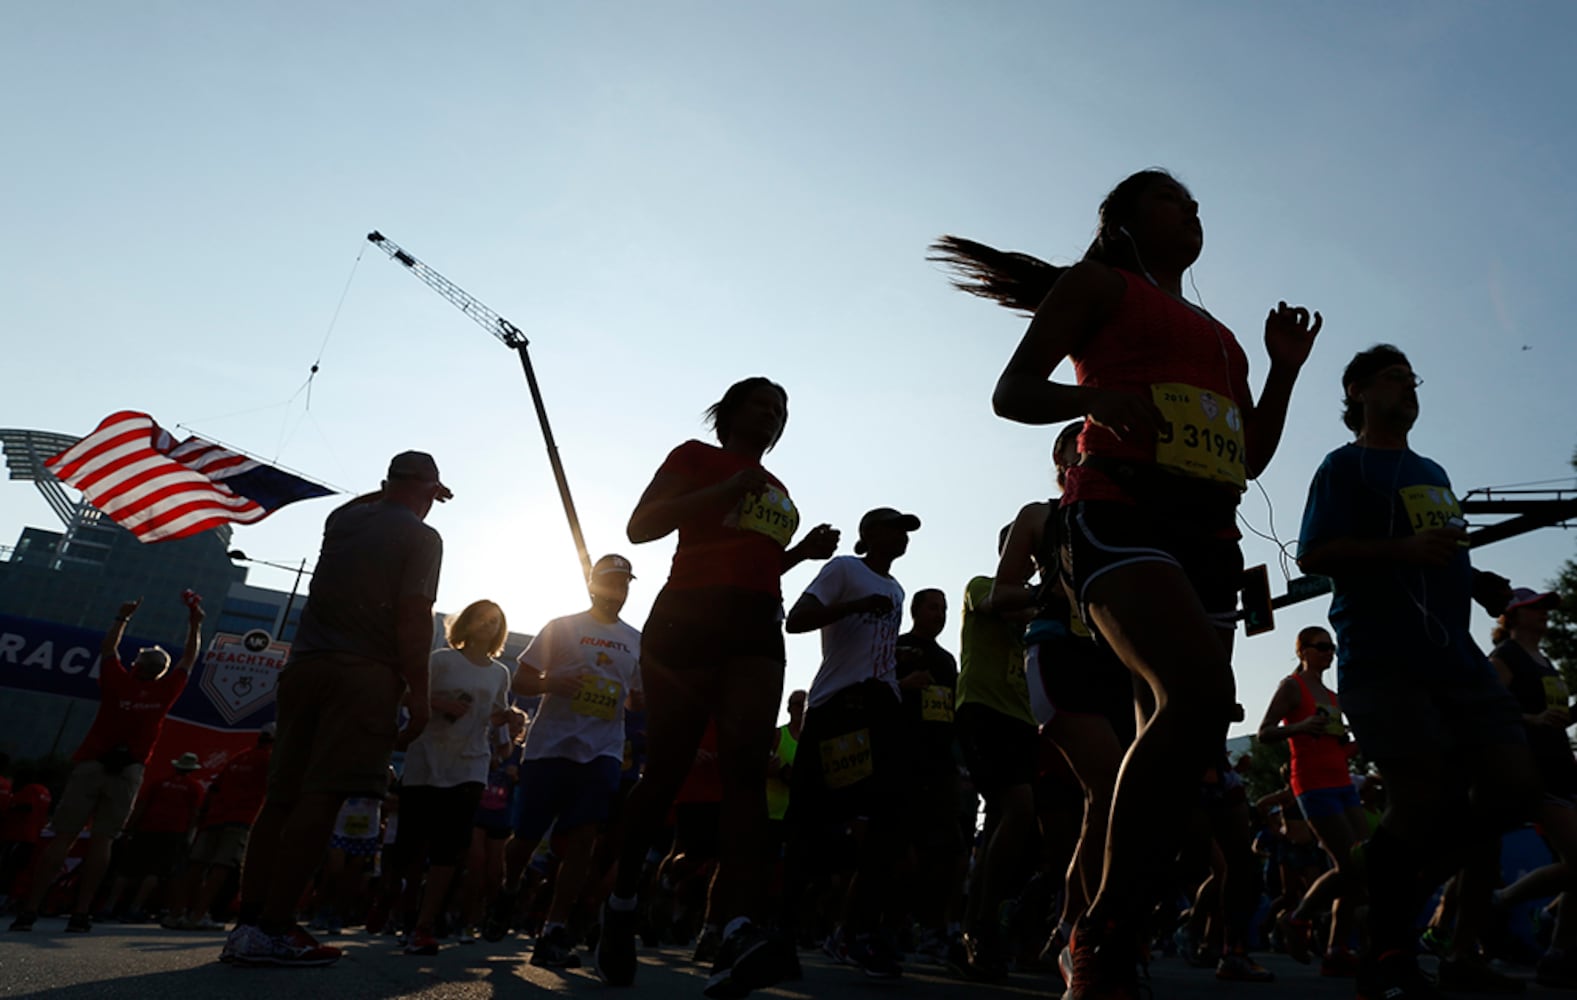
[{"x1": 292, "y1": 499, "x2": 443, "y2": 666}]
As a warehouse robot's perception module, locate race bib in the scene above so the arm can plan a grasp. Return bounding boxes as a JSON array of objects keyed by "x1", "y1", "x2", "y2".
[
  {"x1": 1323, "y1": 715, "x2": 1347, "y2": 738},
  {"x1": 1544, "y1": 676, "x2": 1570, "y2": 710},
  {"x1": 1151, "y1": 383, "x2": 1247, "y2": 488},
  {"x1": 737, "y1": 487, "x2": 800, "y2": 547},
  {"x1": 819, "y1": 729, "x2": 874, "y2": 789},
  {"x1": 921, "y1": 685, "x2": 955, "y2": 723},
  {"x1": 342, "y1": 813, "x2": 372, "y2": 838},
  {"x1": 570, "y1": 675, "x2": 623, "y2": 720},
  {"x1": 1399, "y1": 484, "x2": 1466, "y2": 544}
]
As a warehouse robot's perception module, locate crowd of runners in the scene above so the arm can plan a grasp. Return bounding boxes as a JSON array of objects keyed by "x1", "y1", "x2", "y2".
[{"x1": 3, "y1": 168, "x2": 1573, "y2": 1000}]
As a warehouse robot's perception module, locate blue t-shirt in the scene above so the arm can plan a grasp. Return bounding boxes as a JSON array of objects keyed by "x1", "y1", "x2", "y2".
[{"x1": 1298, "y1": 444, "x2": 1484, "y2": 683}]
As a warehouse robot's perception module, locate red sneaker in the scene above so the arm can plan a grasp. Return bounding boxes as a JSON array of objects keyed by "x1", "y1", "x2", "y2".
[
  {"x1": 1277, "y1": 912, "x2": 1312, "y2": 964},
  {"x1": 1064, "y1": 915, "x2": 1143, "y2": 1000},
  {"x1": 404, "y1": 927, "x2": 440, "y2": 956},
  {"x1": 233, "y1": 924, "x2": 343, "y2": 967}
]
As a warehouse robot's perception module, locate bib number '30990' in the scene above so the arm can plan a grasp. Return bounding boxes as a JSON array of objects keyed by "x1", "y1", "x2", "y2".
[
  {"x1": 1151, "y1": 383, "x2": 1246, "y2": 489},
  {"x1": 820, "y1": 729, "x2": 874, "y2": 789}
]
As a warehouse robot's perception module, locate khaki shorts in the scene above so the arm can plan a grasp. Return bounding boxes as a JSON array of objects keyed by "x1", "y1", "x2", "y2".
[
  {"x1": 269, "y1": 652, "x2": 407, "y2": 804},
  {"x1": 51, "y1": 761, "x2": 144, "y2": 838},
  {"x1": 189, "y1": 823, "x2": 250, "y2": 869}
]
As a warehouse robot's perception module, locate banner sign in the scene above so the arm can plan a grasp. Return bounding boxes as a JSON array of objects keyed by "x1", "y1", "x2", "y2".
[{"x1": 0, "y1": 613, "x2": 281, "y2": 781}]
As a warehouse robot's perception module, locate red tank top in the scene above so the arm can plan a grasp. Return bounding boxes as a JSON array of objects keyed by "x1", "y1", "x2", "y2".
[
  {"x1": 1063, "y1": 269, "x2": 1253, "y2": 505},
  {"x1": 1284, "y1": 673, "x2": 1352, "y2": 796},
  {"x1": 659, "y1": 440, "x2": 795, "y2": 596}
]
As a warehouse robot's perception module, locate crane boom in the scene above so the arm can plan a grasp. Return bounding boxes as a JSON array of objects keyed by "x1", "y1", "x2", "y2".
[{"x1": 366, "y1": 230, "x2": 593, "y2": 581}]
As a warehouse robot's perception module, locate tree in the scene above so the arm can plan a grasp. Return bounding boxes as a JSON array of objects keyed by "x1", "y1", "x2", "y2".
[{"x1": 1546, "y1": 446, "x2": 1577, "y2": 688}]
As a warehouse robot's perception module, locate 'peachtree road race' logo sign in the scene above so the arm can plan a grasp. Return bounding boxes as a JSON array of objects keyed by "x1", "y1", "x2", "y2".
[{"x1": 200, "y1": 629, "x2": 289, "y2": 725}]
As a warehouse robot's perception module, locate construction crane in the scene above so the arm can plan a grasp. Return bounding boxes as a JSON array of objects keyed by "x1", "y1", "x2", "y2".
[{"x1": 366, "y1": 230, "x2": 592, "y2": 582}]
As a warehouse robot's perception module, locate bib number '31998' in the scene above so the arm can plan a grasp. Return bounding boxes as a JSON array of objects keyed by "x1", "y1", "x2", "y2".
[{"x1": 1151, "y1": 383, "x2": 1247, "y2": 489}]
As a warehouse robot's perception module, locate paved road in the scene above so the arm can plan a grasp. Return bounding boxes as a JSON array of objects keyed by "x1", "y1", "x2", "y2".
[{"x1": 0, "y1": 919, "x2": 1559, "y2": 999}]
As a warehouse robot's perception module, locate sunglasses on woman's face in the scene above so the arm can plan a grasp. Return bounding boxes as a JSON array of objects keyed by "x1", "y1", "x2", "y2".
[{"x1": 1305, "y1": 642, "x2": 1336, "y2": 653}]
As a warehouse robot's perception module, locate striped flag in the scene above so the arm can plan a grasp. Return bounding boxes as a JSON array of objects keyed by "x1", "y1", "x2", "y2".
[{"x1": 43, "y1": 411, "x2": 334, "y2": 543}]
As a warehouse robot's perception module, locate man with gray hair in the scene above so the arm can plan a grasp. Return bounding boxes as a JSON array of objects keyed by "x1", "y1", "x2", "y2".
[
  {"x1": 9, "y1": 594, "x2": 204, "y2": 933},
  {"x1": 226, "y1": 451, "x2": 447, "y2": 968}
]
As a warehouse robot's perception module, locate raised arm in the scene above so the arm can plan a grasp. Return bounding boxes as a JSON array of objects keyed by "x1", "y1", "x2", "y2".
[
  {"x1": 1243, "y1": 303, "x2": 1322, "y2": 477},
  {"x1": 172, "y1": 599, "x2": 205, "y2": 673},
  {"x1": 103, "y1": 598, "x2": 141, "y2": 664}
]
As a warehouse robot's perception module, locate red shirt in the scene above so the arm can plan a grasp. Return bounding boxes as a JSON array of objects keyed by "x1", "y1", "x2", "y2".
[
  {"x1": 200, "y1": 745, "x2": 273, "y2": 827},
  {"x1": 135, "y1": 772, "x2": 206, "y2": 834},
  {"x1": 0, "y1": 784, "x2": 53, "y2": 845},
  {"x1": 1064, "y1": 269, "x2": 1253, "y2": 505},
  {"x1": 73, "y1": 655, "x2": 188, "y2": 766},
  {"x1": 659, "y1": 441, "x2": 796, "y2": 596},
  {"x1": 1283, "y1": 674, "x2": 1353, "y2": 796}
]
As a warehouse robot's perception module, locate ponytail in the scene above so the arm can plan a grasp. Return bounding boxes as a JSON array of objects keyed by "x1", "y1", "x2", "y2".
[
  {"x1": 927, "y1": 236, "x2": 1067, "y2": 315},
  {"x1": 930, "y1": 168, "x2": 1177, "y2": 314}
]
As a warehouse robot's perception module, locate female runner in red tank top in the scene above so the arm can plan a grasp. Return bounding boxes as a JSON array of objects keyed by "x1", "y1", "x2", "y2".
[
  {"x1": 1256, "y1": 625, "x2": 1364, "y2": 975},
  {"x1": 933, "y1": 169, "x2": 1322, "y2": 998},
  {"x1": 594, "y1": 376, "x2": 839, "y2": 996}
]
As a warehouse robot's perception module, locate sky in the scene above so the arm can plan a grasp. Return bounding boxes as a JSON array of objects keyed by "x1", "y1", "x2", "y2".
[{"x1": 3, "y1": 2, "x2": 1576, "y2": 736}]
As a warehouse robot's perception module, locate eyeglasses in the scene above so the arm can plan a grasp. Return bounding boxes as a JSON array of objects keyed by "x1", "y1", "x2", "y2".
[
  {"x1": 1375, "y1": 370, "x2": 1424, "y2": 388},
  {"x1": 1304, "y1": 642, "x2": 1336, "y2": 653}
]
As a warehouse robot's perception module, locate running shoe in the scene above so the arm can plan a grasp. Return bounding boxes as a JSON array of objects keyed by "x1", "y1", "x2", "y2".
[
  {"x1": 593, "y1": 901, "x2": 639, "y2": 987},
  {"x1": 1436, "y1": 955, "x2": 1526, "y2": 994},
  {"x1": 8, "y1": 910, "x2": 36, "y2": 932},
  {"x1": 233, "y1": 924, "x2": 344, "y2": 967},
  {"x1": 913, "y1": 928, "x2": 951, "y2": 966},
  {"x1": 454, "y1": 925, "x2": 478, "y2": 945},
  {"x1": 702, "y1": 921, "x2": 793, "y2": 999},
  {"x1": 821, "y1": 927, "x2": 852, "y2": 965},
  {"x1": 847, "y1": 932, "x2": 903, "y2": 979},
  {"x1": 404, "y1": 927, "x2": 441, "y2": 956},
  {"x1": 220, "y1": 923, "x2": 266, "y2": 964},
  {"x1": 1062, "y1": 914, "x2": 1143, "y2": 1000},
  {"x1": 693, "y1": 924, "x2": 724, "y2": 965},
  {"x1": 1174, "y1": 925, "x2": 1212, "y2": 968},
  {"x1": 1277, "y1": 912, "x2": 1312, "y2": 964},
  {"x1": 323, "y1": 914, "x2": 344, "y2": 936},
  {"x1": 481, "y1": 886, "x2": 519, "y2": 943},
  {"x1": 194, "y1": 916, "x2": 225, "y2": 932},
  {"x1": 1418, "y1": 925, "x2": 1453, "y2": 958},
  {"x1": 1216, "y1": 951, "x2": 1276, "y2": 982},
  {"x1": 65, "y1": 913, "x2": 93, "y2": 933},
  {"x1": 161, "y1": 912, "x2": 187, "y2": 930},
  {"x1": 531, "y1": 924, "x2": 583, "y2": 968},
  {"x1": 1357, "y1": 951, "x2": 1444, "y2": 1000},
  {"x1": 1320, "y1": 946, "x2": 1360, "y2": 977},
  {"x1": 962, "y1": 926, "x2": 1009, "y2": 981},
  {"x1": 1537, "y1": 947, "x2": 1577, "y2": 990}
]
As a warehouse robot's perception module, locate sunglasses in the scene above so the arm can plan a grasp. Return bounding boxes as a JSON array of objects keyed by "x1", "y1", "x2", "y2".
[{"x1": 1304, "y1": 642, "x2": 1336, "y2": 653}]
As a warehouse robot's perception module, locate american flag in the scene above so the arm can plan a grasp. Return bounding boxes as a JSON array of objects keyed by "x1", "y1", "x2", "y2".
[{"x1": 44, "y1": 410, "x2": 334, "y2": 543}]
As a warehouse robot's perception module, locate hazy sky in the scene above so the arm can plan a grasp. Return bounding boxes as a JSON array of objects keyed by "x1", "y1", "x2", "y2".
[{"x1": 4, "y1": 3, "x2": 1575, "y2": 735}]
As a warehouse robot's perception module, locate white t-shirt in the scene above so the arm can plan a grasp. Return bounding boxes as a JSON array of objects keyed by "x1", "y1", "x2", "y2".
[
  {"x1": 517, "y1": 611, "x2": 642, "y2": 764},
  {"x1": 802, "y1": 556, "x2": 905, "y2": 708},
  {"x1": 401, "y1": 648, "x2": 512, "y2": 788}
]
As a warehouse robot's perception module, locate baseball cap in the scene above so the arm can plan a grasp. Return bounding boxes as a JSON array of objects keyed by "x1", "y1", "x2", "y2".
[
  {"x1": 854, "y1": 507, "x2": 921, "y2": 554},
  {"x1": 258, "y1": 722, "x2": 277, "y2": 741},
  {"x1": 592, "y1": 554, "x2": 636, "y2": 580},
  {"x1": 1505, "y1": 587, "x2": 1561, "y2": 614},
  {"x1": 387, "y1": 451, "x2": 452, "y2": 502},
  {"x1": 171, "y1": 752, "x2": 201, "y2": 772}
]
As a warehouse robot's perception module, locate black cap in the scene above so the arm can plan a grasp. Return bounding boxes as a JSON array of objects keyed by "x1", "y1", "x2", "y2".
[
  {"x1": 854, "y1": 507, "x2": 921, "y2": 554},
  {"x1": 386, "y1": 451, "x2": 451, "y2": 502}
]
